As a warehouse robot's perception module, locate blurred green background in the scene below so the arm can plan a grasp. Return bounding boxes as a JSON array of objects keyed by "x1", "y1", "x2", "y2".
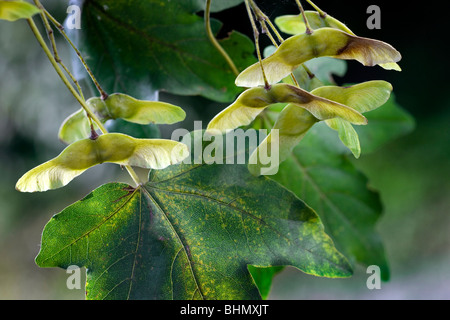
[{"x1": 0, "y1": 1, "x2": 449, "y2": 299}]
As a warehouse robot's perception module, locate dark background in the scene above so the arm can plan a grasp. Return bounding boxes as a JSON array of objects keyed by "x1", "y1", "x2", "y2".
[{"x1": 0, "y1": 0, "x2": 448, "y2": 299}]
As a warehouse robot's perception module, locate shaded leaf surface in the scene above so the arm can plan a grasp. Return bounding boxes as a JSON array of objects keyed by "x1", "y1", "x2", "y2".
[
  {"x1": 271, "y1": 124, "x2": 390, "y2": 280},
  {"x1": 248, "y1": 266, "x2": 283, "y2": 300},
  {"x1": 75, "y1": 0, "x2": 255, "y2": 102},
  {"x1": 226, "y1": 96, "x2": 413, "y2": 293},
  {"x1": 355, "y1": 94, "x2": 415, "y2": 154},
  {"x1": 36, "y1": 134, "x2": 353, "y2": 300},
  {"x1": 189, "y1": 0, "x2": 244, "y2": 13}
]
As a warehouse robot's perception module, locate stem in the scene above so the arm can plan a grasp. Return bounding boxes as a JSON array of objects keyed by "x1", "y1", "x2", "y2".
[
  {"x1": 33, "y1": 0, "x2": 85, "y2": 100},
  {"x1": 205, "y1": 0, "x2": 239, "y2": 77},
  {"x1": 260, "y1": 21, "x2": 300, "y2": 87},
  {"x1": 251, "y1": 0, "x2": 318, "y2": 88},
  {"x1": 27, "y1": 17, "x2": 141, "y2": 186},
  {"x1": 245, "y1": 0, "x2": 270, "y2": 89},
  {"x1": 249, "y1": 0, "x2": 300, "y2": 87},
  {"x1": 125, "y1": 165, "x2": 142, "y2": 186},
  {"x1": 259, "y1": 20, "x2": 278, "y2": 48},
  {"x1": 295, "y1": 0, "x2": 313, "y2": 34},
  {"x1": 43, "y1": 7, "x2": 108, "y2": 100},
  {"x1": 306, "y1": 0, "x2": 327, "y2": 17},
  {"x1": 27, "y1": 18, "x2": 106, "y2": 132},
  {"x1": 249, "y1": 0, "x2": 284, "y2": 44}
]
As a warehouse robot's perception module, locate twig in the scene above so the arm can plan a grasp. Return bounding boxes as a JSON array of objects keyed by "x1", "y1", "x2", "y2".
[
  {"x1": 43, "y1": 7, "x2": 108, "y2": 100},
  {"x1": 245, "y1": 0, "x2": 270, "y2": 89},
  {"x1": 205, "y1": 0, "x2": 239, "y2": 76}
]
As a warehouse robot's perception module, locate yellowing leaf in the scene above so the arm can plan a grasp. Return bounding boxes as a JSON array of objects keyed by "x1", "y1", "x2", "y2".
[
  {"x1": 236, "y1": 28, "x2": 401, "y2": 87},
  {"x1": 207, "y1": 83, "x2": 366, "y2": 133},
  {"x1": 0, "y1": 0, "x2": 40, "y2": 21},
  {"x1": 16, "y1": 133, "x2": 189, "y2": 192}
]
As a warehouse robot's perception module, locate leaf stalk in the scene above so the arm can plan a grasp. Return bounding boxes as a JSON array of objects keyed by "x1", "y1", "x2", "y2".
[{"x1": 26, "y1": 16, "x2": 142, "y2": 186}]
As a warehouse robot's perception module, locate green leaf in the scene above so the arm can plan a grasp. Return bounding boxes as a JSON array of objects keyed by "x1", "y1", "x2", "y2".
[
  {"x1": 189, "y1": 0, "x2": 244, "y2": 13},
  {"x1": 236, "y1": 28, "x2": 401, "y2": 87},
  {"x1": 248, "y1": 266, "x2": 284, "y2": 300},
  {"x1": 271, "y1": 124, "x2": 390, "y2": 280},
  {"x1": 59, "y1": 94, "x2": 185, "y2": 144},
  {"x1": 74, "y1": 0, "x2": 255, "y2": 102},
  {"x1": 36, "y1": 133, "x2": 353, "y2": 300},
  {"x1": 16, "y1": 133, "x2": 189, "y2": 192},
  {"x1": 355, "y1": 93, "x2": 416, "y2": 154},
  {"x1": 0, "y1": 0, "x2": 40, "y2": 21}
]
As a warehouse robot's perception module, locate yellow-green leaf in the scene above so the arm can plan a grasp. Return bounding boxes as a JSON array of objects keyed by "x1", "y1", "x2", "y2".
[
  {"x1": 271, "y1": 123, "x2": 391, "y2": 281},
  {"x1": 16, "y1": 133, "x2": 189, "y2": 192},
  {"x1": 0, "y1": 0, "x2": 40, "y2": 21},
  {"x1": 236, "y1": 28, "x2": 401, "y2": 87},
  {"x1": 207, "y1": 83, "x2": 367, "y2": 133}
]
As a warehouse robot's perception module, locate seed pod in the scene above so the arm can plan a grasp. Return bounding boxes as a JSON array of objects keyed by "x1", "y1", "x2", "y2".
[
  {"x1": 248, "y1": 105, "x2": 318, "y2": 176},
  {"x1": 16, "y1": 133, "x2": 189, "y2": 192},
  {"x1": 311, "y1": 81, "x2": 393, "y2": 113},
  {"x1": 58, "y1": 109, "x2": 95, "y2": 144},
  {"x1": 312, "y1": 80, "x2": 393, "y2": 158},
  {"x1": 235, "y1": 28, "x2": 401, "y2": 88},
  {"x1": 275, "y1": 11, "x2": 353, "y2": 35},
  {"x1": 59, "y1": 93, "x2": 186, "y2": 144},
  {"x1": 275, "y1": 11, "x2": 401, "y2": 72},
  {"x1": 326, "y1": 117, "x2": 362, "y2": 158},
  {"x1": 0, "y1": 1, "x2": 40, "y2": 21},
  {"x1": 103, "y1": 94, "x2": 186, "y2": 125},
  {"x1": 207, "y1": 83, "x2": 367, "y2": 133}
]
